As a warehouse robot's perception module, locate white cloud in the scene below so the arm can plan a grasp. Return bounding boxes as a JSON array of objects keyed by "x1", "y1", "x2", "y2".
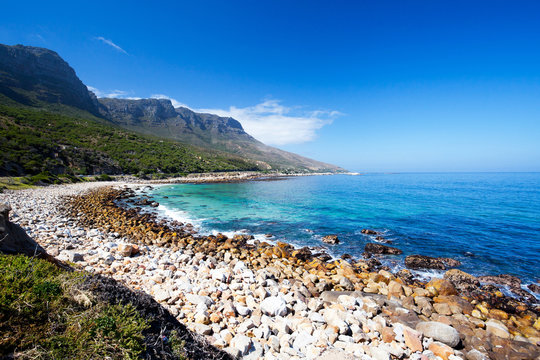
[
  {"x1": 87, "y1": 86, "x2": 131, "y2": 99},
  {"x1": 197, "y1": 99, "x2": 340, "y2": 145},
  {"x1": 150, "y1": 94, "x2": 190, "y2": 109},
  {"x1": 95, "y1": 36, "x2": 128, "y2": 54}
]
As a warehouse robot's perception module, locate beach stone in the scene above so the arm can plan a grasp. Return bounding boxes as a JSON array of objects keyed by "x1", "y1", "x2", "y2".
[
  {"x1": 153, "y1": 286, "x2": 171, "y2": 302},
  {"x1": 381, "y1": 327, "x2": 395, "y2": 343},
  {"x1": 236, "y1": 305, "x2": 251, "y2": 316},
  {"x1": 189, "y1": 323, "x2": 212, "y2": 335},
  {"x1": 429, "y1": 341, "x2": 454, "y2": 360},
  {"x1": 210, "y1": 269, "x2": 228, "y2": 282},
  {"x1": 261, "y1": 296, "x2": 288, "y2": 316},
  {"x1": 293, "y1": 331, "x2": 316, "y2": 352},
  {"x1": 485, "y1": 319, "x2": 510, "y2": 338},
  {"x1": 465, "y1": 349, "x2": 489, "y2": 360},
  {"x1": 416, "y1": 321, "x2": 460, "y2": 348},
  {"x1": 387, "y1": 280, "x2": 404, "y2": 298},
  {"x1": 317, "y1": 348, "x2": 356, "y2": 360},
  {"x1": 433, "y1": 295, "x2": 473, "y2": 315},
  {"x1": 117, "y1": 243, "x2": 136, "y2": 257},
  {"x1": 230, "y1": 335, "x2": 253, "y2": 355},
  {"x1": 434, "y1": 303, "x2": 453, "y2": 316},
  {"x1": 186, "y1": 294, "x2": 214, "y2": 307},
  {"x1": 337, "y1": 294, "x2": 358, "y2": 308},
  {"x1": 364, "y1": 243, "x2": 402, "y2": 255},
  {"x1": 370, "y1": 346, "x2": 391, "y2": 360},
  {"x1": 403, "y1": 326, "x2": 424, "y2": 352}
]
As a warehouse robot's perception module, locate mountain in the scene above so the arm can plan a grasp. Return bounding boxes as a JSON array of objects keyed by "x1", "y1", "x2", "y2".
[
  {"x1": 0, "y1": 44, "x2": 99, "y2": 115},
  {"x1": 0, "y1": 43, "x2": 345, "y2": 174},
  {"x1": 98, "y1": 98, "x2": 344, "y2": 172}
]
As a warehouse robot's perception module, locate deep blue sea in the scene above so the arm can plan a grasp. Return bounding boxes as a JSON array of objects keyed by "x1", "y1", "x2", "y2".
[{"x1": 146, "y1": 173, "x2": 540, "y2": 289}]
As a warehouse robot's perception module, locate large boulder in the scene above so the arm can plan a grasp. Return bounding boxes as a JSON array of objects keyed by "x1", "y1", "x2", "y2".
[
  {"x1": 0, "y1": 203, "x2": 48, "y2": 259},
  {"x1": 364, "y1": 243, "x2": 402, "y2": 256},
  {"x1": 444, "y1": 269, "x2": 480, "y2": 294},
  {"x1": 405, "y1": 255, "x2": 461, "y2": 270},
  {"x1": 416, "y1": 321, "x2": 460, "y2": 348}
]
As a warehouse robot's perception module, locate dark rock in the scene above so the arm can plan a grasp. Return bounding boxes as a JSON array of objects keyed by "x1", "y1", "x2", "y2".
[
  {"x1": 478, "y1": 274, "x2": 521, "y2": 290},
  {"x1": 444, "y1": 269, "x2": 481, "y2": 294},
  {"x1": 341, "y1": 253, "x2": 352, "y2": 260},
  {"x1": 314, "y1": 253, "x2": 333, "y2": 262},
  {"x1": 528, "y1": 283, "x2": 540, "y2": 294},
  {"x1": 293, "y1": 247, "x2": 312, "y2": 261},
  {"x1": 397, "y1": 269, "x2": 415, "y2": 284},
  {"x1": 0, "y1": 203, "x2": 48, "y2": 258},
  {"x1": 321, "y1": 235, "x2": 339, "y2": 244},
  {"x1": 405, "y1": 255, "x2": 461, "y2": 270},
  {"x1": 364, "y1": 243, "x2": 402, "y2": 255},
  {"x1": 361, "y1": 229, "x2": 379, "y2": 235}
]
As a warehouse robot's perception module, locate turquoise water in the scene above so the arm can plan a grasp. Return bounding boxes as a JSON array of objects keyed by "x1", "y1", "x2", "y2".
[{"x1": 146, "y1": 173, "x2": 540, "y2": 287}]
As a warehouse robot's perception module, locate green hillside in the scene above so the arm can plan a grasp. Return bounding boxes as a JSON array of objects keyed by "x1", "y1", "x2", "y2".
[{"x1": 0, "y1": 103, "x2": 261, "y2": 177}]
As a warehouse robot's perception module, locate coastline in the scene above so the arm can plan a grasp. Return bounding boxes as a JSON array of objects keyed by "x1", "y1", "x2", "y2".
[{"x1": 1, "y1": 182, "x2": 539, "y2": 359}]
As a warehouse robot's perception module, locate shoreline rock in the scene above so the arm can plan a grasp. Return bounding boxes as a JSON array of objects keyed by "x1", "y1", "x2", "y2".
[{"x1": 405, "y1": 254, "x2": 462, "y2": 270}]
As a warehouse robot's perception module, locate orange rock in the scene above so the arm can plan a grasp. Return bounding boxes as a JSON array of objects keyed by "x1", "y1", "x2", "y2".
[
  {"x1": 489, "y1": 309, "x2": 509, "y2": 321},
  {"x1": 381, "y1": 327, "x2": 395, "y2": 343},
  {"x1": 429, "y1": 341, "x2": 453, "y2": 360},
  {"x1": 426, "y1": 278, "x2": 458, "y2": 296},
  {"x1": 387, "y1": 280, "x2": 404, "y2": 299},
  {"x1": 403, "y1": 326, "x2": 423, "y2": 352}
]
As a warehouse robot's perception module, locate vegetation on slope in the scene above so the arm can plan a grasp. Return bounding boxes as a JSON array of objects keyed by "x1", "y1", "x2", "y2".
[
  {"x1": 0, "y1": 104, "x2": 261, "y2": 177},
  {"x1": 0, "y1": 254, "x2": 231, "y2": 359},
  {"x1": 0, "y1": 254, "x2": 153, "y2": 359}
]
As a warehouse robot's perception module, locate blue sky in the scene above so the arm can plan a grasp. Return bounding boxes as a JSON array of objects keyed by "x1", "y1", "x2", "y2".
[{"x1": 1, "y1": 1, "x2": 539, "y2": 172}]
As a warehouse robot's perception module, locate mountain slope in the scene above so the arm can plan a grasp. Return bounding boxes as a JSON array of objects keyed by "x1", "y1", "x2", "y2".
[
  {"x1": 0, "y1": 43, "x2": 345, "y2": 173},
  {"x1": 98, "y1": 98, "x2": 345, "y2": 172},
  {"x1": 0, "y1": 104, "x2": 260, "y2": 176},
  {"x1": 0, "y1": 44, "x2": 99, "y2": 115}
]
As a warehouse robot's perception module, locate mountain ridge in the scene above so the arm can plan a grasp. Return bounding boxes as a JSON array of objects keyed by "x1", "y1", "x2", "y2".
[{"x1": 0, "y1": 43, "x2": 345, "y2": 173}]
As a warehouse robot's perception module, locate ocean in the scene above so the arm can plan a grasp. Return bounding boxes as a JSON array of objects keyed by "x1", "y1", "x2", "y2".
[{"x1": 145, "y1": 173, "x2": 540, "y2": 289}]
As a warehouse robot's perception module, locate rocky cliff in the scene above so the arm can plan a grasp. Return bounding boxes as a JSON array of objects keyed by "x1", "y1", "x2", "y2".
[{"x1": 0, "y1": 44, "x2": 98, "y2": 114}]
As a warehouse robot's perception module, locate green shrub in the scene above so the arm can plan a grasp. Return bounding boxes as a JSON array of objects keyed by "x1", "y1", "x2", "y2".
[
  {"x1": 96, "y1": 174, "x2": 113, "y2": 181},
  {"x1": 0, "y1": 255, "x2": 151, "y2": 359}
]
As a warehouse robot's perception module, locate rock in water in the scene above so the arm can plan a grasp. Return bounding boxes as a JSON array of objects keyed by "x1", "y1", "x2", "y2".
[
  {"x1": 405, "y1": 254, "x2": 461, "y2": 270},
  {"x1": 364, "y1": 243, "x2": 402, "y2": 255},
  {"x1": 322, "y1": 235, "x2": 339, "y2": 244},
  {"x1": 361, "y1": 229, "x2": 379, "y2": 235},
  {"x1": 416, "y1": 321, "x2": 460, "y2": 348}
]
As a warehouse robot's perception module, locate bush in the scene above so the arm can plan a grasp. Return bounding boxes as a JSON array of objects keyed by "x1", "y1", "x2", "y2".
[
  {"x1": 0, "y1": 255, "x2": 151, "y2": 359},
  {"x1": 96, "y1": 174, "x2": 113, "y2": 181}
]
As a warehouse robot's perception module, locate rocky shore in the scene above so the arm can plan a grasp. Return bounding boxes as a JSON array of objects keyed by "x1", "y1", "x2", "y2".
[{"x1": 1, "y1": 182, "x2": 539, "y2": 360}]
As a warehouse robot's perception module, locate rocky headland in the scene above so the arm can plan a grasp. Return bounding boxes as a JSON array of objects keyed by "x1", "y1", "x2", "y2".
[{"x1": 1, "y1": 182, "x2": 539, "y2": 360}]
